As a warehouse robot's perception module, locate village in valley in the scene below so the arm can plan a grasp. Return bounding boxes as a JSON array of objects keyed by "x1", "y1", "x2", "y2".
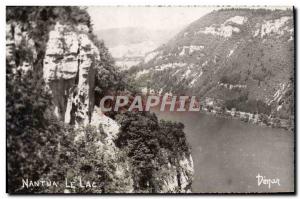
[{"x1": 200, "y1": 97, "x2": 293, "y2": 131}]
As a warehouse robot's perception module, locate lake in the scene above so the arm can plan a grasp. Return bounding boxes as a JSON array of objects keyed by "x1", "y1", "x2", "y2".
[{"x1": 152, "y1": 109, "x2": 294, "y2": 193}]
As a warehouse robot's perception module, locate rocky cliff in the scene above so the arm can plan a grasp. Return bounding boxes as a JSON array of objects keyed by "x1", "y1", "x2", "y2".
[
  {"x1": 43, "y1": 22, "x2": 97, "y2": 125},
  {"x1": 6, "y1": 7, "x2": 193, "y2": 193}
]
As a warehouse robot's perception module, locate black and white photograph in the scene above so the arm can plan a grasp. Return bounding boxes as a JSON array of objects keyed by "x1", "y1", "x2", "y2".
[{"x1": 5, "y1": 5, "x2": 295, "y2": 194}]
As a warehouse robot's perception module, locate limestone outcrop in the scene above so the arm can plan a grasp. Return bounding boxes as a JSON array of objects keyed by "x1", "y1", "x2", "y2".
[{"x1": 6, "y1": 17, "x2": 194, "y2": 193}]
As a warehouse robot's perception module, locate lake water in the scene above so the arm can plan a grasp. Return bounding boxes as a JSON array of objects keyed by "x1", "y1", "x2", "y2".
[{"x1": 152, "y1": 109, "x2": 294, "y2": 193}]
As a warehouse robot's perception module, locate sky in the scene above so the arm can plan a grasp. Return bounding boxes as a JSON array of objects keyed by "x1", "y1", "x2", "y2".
[{"x1": 87, "y1": 6, "x2": 217, "y2": 31}]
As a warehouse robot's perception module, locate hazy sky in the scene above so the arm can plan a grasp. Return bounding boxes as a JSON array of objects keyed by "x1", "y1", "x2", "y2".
[{"x1": 88, "y1": 6, "x2": 217, "y2": 31}]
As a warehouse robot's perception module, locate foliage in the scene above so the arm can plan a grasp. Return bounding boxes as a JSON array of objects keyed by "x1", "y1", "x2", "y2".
[
  {"x1": 90, "y1": 36, "x2": 141, "y2": 105},
  {"x1": 224, "y1": 92, "x2": 271, "y2": 115},
  {"x1": 114, "y1": 111, "x2": 189, "y2": 192},
  {"x1": 158, "y1": 120, "x2": 189, "y2": 155},
  {"x1": 220, "y1": 73, "x2": 241, "y2": 84},
  {"x1": 6, "y1": 60, "x2": 63, "y2": 192},
  {"x1": 43, "y1": 125, "x2": 119, "y2": 193}
]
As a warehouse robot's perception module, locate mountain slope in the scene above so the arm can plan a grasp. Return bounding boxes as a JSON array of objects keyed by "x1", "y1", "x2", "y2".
[{"x1": 133, "y1": 8, "x2": 294, "y2": 121}]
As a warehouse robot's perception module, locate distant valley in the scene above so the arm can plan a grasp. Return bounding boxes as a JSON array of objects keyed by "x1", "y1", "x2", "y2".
[{"x1": 95, "y1": 27, "x2": 182, "y2": 69}]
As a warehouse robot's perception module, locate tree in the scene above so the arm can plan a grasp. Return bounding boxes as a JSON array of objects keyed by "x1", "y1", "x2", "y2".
[{"x1": 114, "y1": 111, "x2": 190, "y2": 192}]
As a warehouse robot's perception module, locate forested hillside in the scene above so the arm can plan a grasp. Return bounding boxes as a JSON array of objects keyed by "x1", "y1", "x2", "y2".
[{"x1": 132, "y1": 8, "x2": 294, "y2": 123}]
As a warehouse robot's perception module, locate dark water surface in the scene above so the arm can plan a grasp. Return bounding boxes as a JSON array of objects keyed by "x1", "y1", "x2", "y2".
[{"x1": 152, "y1": 109, "x2": 294, "y2": 193}]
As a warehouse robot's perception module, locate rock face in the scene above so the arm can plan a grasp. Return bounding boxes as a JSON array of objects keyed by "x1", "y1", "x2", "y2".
[
  {"x1": 158, "y1": 152, "x2": 194, "y2": 193},
  {"x1": 43, "y1": 22, "x2": 98, "y2": 126},
  {"x1": 7, "y1": 17, "x2": 194, "y2": 193}
]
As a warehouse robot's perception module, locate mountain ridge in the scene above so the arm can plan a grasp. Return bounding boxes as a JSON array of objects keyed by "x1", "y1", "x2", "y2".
[{"x1": 132, "y1": 8, "x2": 294, "y2": 125}]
